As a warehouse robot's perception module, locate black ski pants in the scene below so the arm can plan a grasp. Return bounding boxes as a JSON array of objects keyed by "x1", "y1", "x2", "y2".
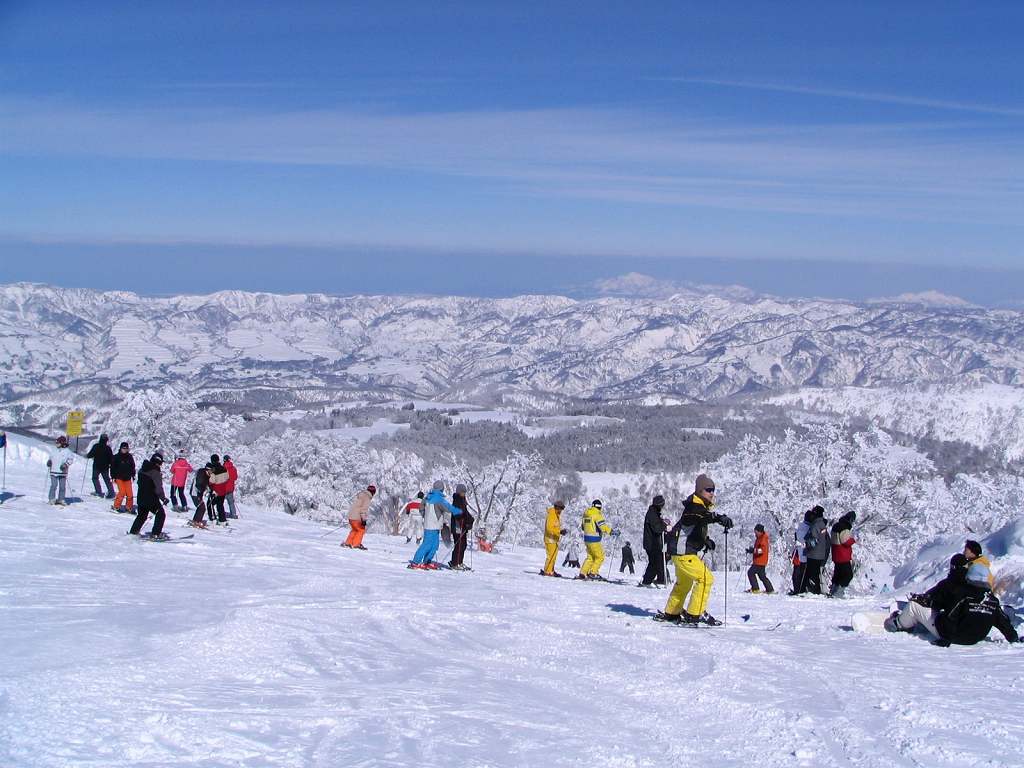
[
  {"x1": 191, "y1": 493, "x2": 207, "y2": 524},
  {"x1": 130, "y1": 503, "x2": 166, "y2": 536},
  {"x1": 791, "y1": 562, "x2": 805, "y2": 594},
  {"x1": 211, "y1": 494, "x2": 227, "y2": 523},
  {"x1": 619, "y1": 557, "x2": 635, "y2": 574},
  {"x1": 830, "y1": 561, "x2": 853, "y2": 594},
  {"x1": 92, "y1": 466, "x2": 113, "y2": 496},
  {"x1": 641, "y1": 546, "x2": 666, "y2": 585},
  {"x1": 747, "y1": 564, "x2": 774, "y2": 592},
  {"x1": 449, "y1": 529, "x2": 469, "y2": 567},
  {"x1": 801, "y1": 558, "x2": 825, "y2": 594},
  {"x1": 170, "y1": 485, "x2": 188, "y2": 508}
]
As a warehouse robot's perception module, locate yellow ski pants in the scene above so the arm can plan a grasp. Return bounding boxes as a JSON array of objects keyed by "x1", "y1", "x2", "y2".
[
  {"x1": 665, "y1": 554, "x2": 715, "y2": 618},
  {"x1": 543, "y1": 542, "x2": 559, "y2": 574},
  {"x1": 581, "y1": 542, "x2": 605, "y2": 576}
]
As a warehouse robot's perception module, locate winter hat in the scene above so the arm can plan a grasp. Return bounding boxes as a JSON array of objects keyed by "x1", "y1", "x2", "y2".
[
  {"x1": 416, "y1": 491, "x2": 425, "y2": 499},
  {"x1": 553, "y1": 500, "x2": 565, "y2": 509},
  {"x1": 847, "y1": 511, "x2": 857, "y2": 523},
  {"x1": 455, "y1": 483, "x2": 467, "y2": 494},
  {"x1": 948, "y1": 553, "x2": 968, "y2": 574},
  {"x1": 695, "y1": 474, "x2": 715, "y2": 494},
  {"x1": 120, "y1": 442, "x2": 129, "y2": 449},
  {"x1": 223, "y1": 454, "x2": 231, "y2": 462},
  {"x1": 367, "y1": 484, "x2": 377, "y2": 494},
  {"x1": 591, "y1": 499, "x2": 603, "y2": 509},
  {"x1": 151, "y1": 451, "x2": 164, "y2": 464},
  {"x1": 100, "y1": 433, "x2": 108, "y2": 441},
  {"x1": 964, "y1": 540, "x2": 982, "y2": 558},
  {"x1": 56, "y1": 435, "x2": 68, "y2": 447},
  {"x1": 754, "y1": 524, "x2": 765, "y2": 533},
  {"x1": 652, "y1": 494, "x2": 665, "y2": 507},
  {"x1": 810, "y1": 505, "x2": 825, "y2": 519},
  {"x1": 432, "y1": 480, "x2": 445, "y2": 491}
]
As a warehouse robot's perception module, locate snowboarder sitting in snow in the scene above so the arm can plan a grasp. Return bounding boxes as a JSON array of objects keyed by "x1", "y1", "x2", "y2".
[
  {"x1": 885, "y1": 552, "x2": 1018, "y2": 646},
  {"x1": 655, "y1": 474, "x2": 733, "y2": 626},
  {"x1": 746, "y1": 523, "x2": 774, "y2": 594}
]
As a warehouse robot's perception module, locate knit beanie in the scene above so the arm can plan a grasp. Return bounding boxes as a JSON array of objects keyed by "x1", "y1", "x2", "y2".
[
  {"x1": 553, "y1": 500, "x2": 565, "y2": 509},
  {"x1": 367, "y1": 484, "x2": 377, "y2": 494},
  {"x1": 754, "y1": 523, "x2": 765, "y2": 533},
  {"x1": 695, "y1": 474, "x2": 715, "y2": 494},
  {"x1": 455, "y1": 483, "x2": 467, "y2": 494},
  {"x1": 211, "y1": 454, "x2": 220, "y2": 464},
  {"x1": 432, "y1": 480, "x2": 445, "y2": 491},
  {"x1": 120, "y1": 442, "x2": 129, "y2": 449},
  {"x1": 652, "y1": 494, "x2": 665, "y2": 507}
]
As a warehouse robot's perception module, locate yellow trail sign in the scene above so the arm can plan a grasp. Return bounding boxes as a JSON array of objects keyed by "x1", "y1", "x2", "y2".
[{"x1": 66, "y1": 410, "x2": 85, "y2": 437}]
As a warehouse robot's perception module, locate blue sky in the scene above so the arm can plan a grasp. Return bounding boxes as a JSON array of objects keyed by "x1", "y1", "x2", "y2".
[{"x1": 1, "y1": 1, "x2": 1022, "y2": 302}]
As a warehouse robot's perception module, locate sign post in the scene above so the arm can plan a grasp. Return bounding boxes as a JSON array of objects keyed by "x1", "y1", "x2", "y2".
[{"x1": 66, "y1": 410, "x2": 85, "y2": 453}]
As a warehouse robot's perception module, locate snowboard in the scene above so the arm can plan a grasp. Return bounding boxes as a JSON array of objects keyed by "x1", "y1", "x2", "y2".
[{"x1": 852, "y1": 611, "x2": 890, "y2": 634}]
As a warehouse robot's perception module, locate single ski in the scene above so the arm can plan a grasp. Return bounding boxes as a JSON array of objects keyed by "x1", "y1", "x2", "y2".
[{"x1": 139, "y1": 533, "x2": 195, "y2": 543}]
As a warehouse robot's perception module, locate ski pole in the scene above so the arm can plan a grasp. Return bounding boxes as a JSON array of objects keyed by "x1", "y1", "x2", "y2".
[
  {"x1": 319, "y1": 520, "x2": 349, "y2": 538},
  {"x1": 80, "y1": 458, "x2": 91, "y2": 494},
  {"x1": 723, "y1": 528, "x2": 729, "y2": 627}
]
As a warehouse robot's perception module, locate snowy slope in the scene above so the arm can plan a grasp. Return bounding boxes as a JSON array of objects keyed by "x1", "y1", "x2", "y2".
[{"x1": 1, "y1": 434, "x2": 1023, "y2": 768}]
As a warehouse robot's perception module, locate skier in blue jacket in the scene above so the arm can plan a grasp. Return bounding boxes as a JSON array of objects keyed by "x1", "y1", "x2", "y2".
[{"x1": 409, "y1": 480, "x2": 462, "y2": 570}]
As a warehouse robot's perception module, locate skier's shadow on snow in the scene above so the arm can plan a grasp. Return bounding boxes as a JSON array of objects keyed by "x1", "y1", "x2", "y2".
[
  {"x1": 607, "y1": 603, "x2": 655, "y2": 618},
  {"x1": 0, "y1": 492, "x2": 23, "y2": 504}
]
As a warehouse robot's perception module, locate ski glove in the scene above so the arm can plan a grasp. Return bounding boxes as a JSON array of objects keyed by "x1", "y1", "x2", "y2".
[
  {"x1": 715, "y1": 514, "x2": 734, "y2": 530},
  {"x1": 910, "y1": 593, "x2": 932, "y2": 607},
  {"x1": 705, "y1": 538, "x2": 716, "y2": 551},
  {"x1": 559, "y1": 528, "x2": 567, "y2": 535}
]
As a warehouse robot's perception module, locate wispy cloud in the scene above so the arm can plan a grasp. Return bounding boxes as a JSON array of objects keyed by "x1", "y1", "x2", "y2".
[
  {"x1": 1, "y1": 97, "x2": 1022, "y2": 225},
  {"x1": 664, "y1": 77, "x2": 1024, "y2": 118}
]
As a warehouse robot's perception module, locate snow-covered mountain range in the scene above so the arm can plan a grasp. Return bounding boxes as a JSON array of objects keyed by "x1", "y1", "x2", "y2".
[{"x1": 2, "y1": 282, "x2": 1023, "y2": 418}]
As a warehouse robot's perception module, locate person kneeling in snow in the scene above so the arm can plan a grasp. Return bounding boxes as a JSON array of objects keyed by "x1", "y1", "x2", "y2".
[
  {"x1": 885, "y1": 553, "x2": 1018, "y2": 646},
  {"x1": 408, "y1": 481, "x2": 461, "y2": 569}
]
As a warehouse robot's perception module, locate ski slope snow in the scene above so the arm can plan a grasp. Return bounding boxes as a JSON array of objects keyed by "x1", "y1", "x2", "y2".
[{"x1": 1, "y1": 433, "x2": 1022, "y2": 768}]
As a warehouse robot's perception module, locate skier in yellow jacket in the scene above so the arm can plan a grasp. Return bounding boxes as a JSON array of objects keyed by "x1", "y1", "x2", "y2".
[
  {"x1": 579, "y1": 499, "x2": 618, "y2": 580},
  {"x1": 541, "y1": 501, "x2": 567, "y2": 577}
]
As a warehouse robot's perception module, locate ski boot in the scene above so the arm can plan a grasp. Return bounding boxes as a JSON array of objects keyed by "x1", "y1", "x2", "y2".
[
  {"x1": 699, "y1": 612, "x2": 723, "y2": 626},
  {"x1": 653, "y1": 611, "x2": 682, "y2": 624}
]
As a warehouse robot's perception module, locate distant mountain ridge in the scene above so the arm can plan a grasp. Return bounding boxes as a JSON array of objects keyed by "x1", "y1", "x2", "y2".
[{"x1": 2, "y1": 282, "x2": 1023, "y2": 414}]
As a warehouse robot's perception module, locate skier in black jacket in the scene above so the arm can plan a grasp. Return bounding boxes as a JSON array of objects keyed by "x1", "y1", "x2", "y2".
[
  {"x1": 129, "y1": 452, "x2": 170, "y2": 538},
  {"x1": 619, "y1": 541, "x2": 636, "y2": 574},
  {"x1": 110, "y1": 442, "x2": 137, "y2": 513},
  {"x1": 86, "y1": 433, "x2": 115, "y2": 498},
  {"x1": 885, "y1": 554, "x2": 1019, "y2": 645},
  {"x1": 448, "y1": 483, "x2": 474, "y2": 570},
  {"x1": 640, "y1": 495, "x2": 668, "y2": 586},
  {"x1": 655, "y1": 474, "x2": 733, "y2": 626}
]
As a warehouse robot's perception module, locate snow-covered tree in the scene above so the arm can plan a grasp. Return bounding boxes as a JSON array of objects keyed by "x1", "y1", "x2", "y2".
[
  {"x1": 449, "y1": 452, "x2": 547, "y2": 547},
  {"x1": 102, "y1": 386, "x2": 242, "y2": 461}
]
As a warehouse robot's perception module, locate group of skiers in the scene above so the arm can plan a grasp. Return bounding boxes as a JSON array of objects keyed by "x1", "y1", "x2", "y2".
[{"x1": 49, "y1": 434, "x2": 240, "y2": 540}]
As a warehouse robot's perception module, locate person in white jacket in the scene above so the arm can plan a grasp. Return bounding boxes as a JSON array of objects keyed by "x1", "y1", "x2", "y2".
[{"x1": 47, "y1": 436, "x2": 76, "y2": 506}]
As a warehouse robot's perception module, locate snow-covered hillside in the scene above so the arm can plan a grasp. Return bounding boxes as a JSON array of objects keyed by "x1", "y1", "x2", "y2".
[
  {"x1": 2, "y1": 434, "x2": 1022, "y2": 768},
  {"x1": 3, "y1": 282, "x2": 1024, "y2": 422},
  {"x1": 770, "y1": 384, "x2": 1024, "y2": 461}
]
